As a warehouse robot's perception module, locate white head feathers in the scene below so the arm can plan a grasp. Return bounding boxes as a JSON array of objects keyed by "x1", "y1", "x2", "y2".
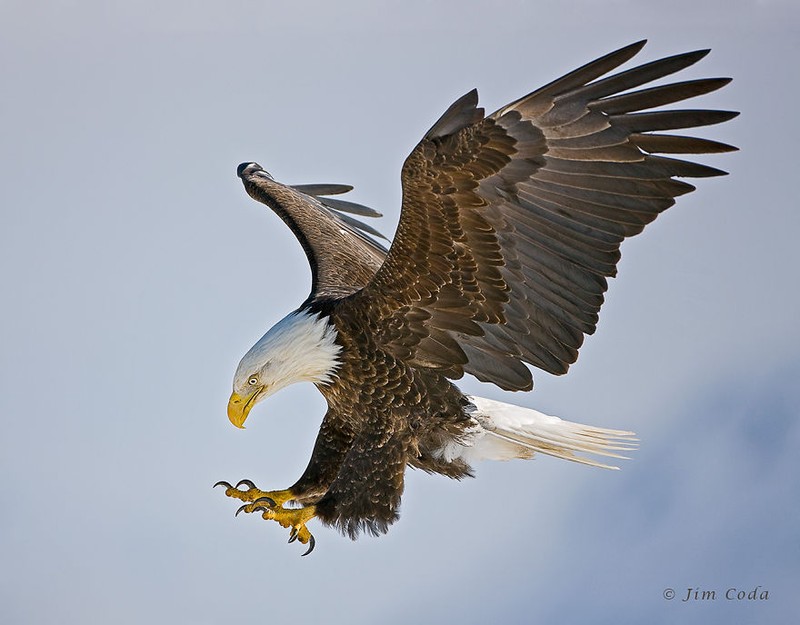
[{"x1": 233, "y1": 309, "x2": 342, "y2": 400}]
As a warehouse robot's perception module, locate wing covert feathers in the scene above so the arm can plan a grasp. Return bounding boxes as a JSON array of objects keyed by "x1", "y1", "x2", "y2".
[{"x1": 352, "y1": 41, "x2": 737, "y2": 390}]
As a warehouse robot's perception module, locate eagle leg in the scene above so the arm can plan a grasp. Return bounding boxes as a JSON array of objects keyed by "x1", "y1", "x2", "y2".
[{"x1": 213, "y1": 479, "x2": 293, "y2": 507}]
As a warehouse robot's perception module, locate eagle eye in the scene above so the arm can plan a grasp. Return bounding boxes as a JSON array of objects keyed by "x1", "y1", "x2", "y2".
[{"x1": 248, "y1": 377, "x2": 258, "y2": 386}]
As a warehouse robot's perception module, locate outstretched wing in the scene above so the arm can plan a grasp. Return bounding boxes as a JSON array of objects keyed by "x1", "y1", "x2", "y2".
[
  {"x1": 237, "y1": 164, "x2": 388, "y2": 302},
  {"x1": 346, "y1": 40, "x2": 738, "y2": 391}
]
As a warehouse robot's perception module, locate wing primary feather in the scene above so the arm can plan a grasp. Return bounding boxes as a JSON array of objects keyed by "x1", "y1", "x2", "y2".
[
  {"x1": 291, "y1": 183, "x2": 354, "y2": 196},
  {"x1": 630, "y1": 133, "x2": 739, "y2": 154},
  {"x1": 561, "y1": 49, "x2": 711, "y2": 105},
  {"x1": 593, "y1": 78, "x2": 732, "y2": 115},
  {"x1": 328, "y1": 210, "x2": 390, "y2": 243},
  {"x1": 319, "y1": 196, "x2": 383, "y2": 217},
  {"x1": 492, "y1": 40, "x2": 647, "y2": 118},
  {"x1": 612, "y1": 109, "x2": 740, "y2": 132}
]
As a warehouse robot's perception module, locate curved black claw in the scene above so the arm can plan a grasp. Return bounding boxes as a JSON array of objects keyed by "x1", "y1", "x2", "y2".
[
  {"x1": 288, "y1": 526, "x2": 315, "y2": 555},
  {"x1": 287, "y1": 526, "x2": 316, "y2": 555},
  {"x1": 213, "y1": 480, "x2": 233, "y2": 489},
  {"x1": 301, "y1": 534, "x2": 316, "y2": 557},
  {"x1": 253, "y1": 496, "x2": 277, "y2": 508},
  {"x1": 235, "y1": 479, "x2": 257, "y2": 490},
  {"x1": 235, "y1": 497, "x2": 277, "y2": 517}
]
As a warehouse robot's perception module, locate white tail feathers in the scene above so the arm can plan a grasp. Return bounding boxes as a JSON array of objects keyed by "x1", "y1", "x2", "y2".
[{"x1": 448, "y1": 395, "x2": 638, "y2": 470}]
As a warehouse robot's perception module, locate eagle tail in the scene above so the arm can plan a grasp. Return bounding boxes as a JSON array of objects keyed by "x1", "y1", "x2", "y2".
[{"x1": 463, "y1": 395, "x2": 637, "y2": 470}]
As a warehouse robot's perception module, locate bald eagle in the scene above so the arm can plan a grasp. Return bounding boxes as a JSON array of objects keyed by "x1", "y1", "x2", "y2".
[{"x1": 215, "y1": 41, "x2": 736, "y2": 555}]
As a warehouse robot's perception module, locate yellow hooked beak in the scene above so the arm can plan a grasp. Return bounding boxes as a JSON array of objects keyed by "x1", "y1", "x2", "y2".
[{"x1": 227, "y1": 388, "x2": 262, "y2": 429}]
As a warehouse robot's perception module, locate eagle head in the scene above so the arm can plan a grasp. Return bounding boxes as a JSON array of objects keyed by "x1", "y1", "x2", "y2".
[{"x1": 227, "y1": 309, "x2": 342, "y2": 428}]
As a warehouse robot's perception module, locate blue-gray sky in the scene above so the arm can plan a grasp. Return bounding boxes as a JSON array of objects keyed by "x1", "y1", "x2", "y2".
[{"x1": 1, "y1": 1, "x2": 798, "y2": 623}]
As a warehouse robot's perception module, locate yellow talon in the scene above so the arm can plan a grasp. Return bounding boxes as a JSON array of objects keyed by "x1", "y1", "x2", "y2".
[
  {"x1": 215, "y1": 479, "x2": 293, "y2": 506},
  {"x1": 261, "y1": 504, "x2": 316, "y2": 530},
  {"x1": 260, "y1": 505, "x2": 317, "y2": 555},
  {"x1": 215, "y1": 479, "x2": 317, "y2": 555}
]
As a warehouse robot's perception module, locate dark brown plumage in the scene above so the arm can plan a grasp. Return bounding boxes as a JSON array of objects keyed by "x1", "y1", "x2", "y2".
[{"x1": 220, "y1": 41, "x2": 737, "y2": 551}]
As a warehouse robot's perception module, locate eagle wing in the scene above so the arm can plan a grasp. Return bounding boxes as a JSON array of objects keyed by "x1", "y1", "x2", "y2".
[
  {"x1": 347, "y1": 40, "x2": 738, "y2": 391},
  {"x1": 238, "y1": 168, "x2": 388, "y2": 302}
]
